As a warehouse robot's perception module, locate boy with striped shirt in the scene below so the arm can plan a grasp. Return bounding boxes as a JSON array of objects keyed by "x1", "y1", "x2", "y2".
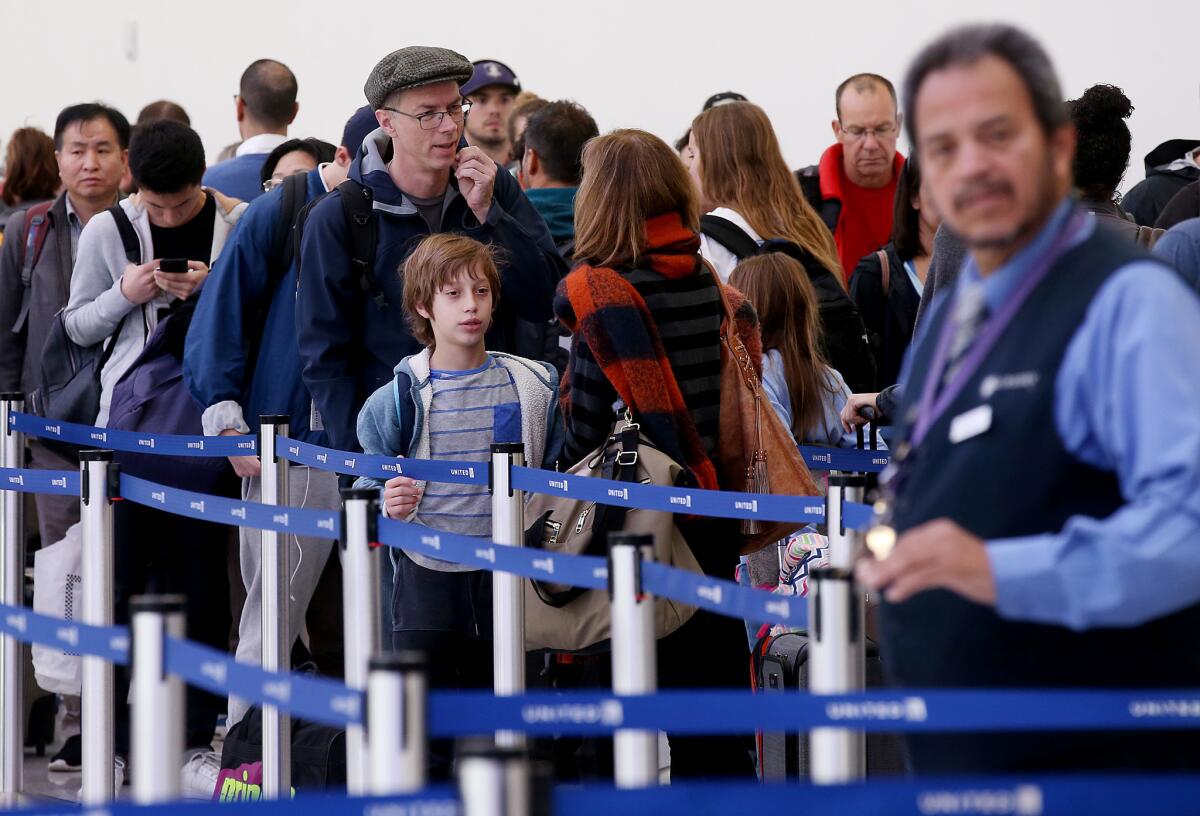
[{"x1": 354, "y1": 233, "x2": 561, "y2": 732}]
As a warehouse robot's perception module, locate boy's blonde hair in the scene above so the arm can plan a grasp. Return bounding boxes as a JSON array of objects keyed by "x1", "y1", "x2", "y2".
[{"x1": 401, "y1": 233, "x2": 502, "y2": 347}]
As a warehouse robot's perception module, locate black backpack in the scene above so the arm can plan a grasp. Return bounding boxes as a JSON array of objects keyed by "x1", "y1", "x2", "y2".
[
  {"x1": 293, "y1": 178, "x2": 569, "y2": 370},
  {"x1": 700, "y1": 216, "x2": 877, "y2": 393},
  {"x1": 29, "y1": 205, "x2": 141, "y2": 435}
]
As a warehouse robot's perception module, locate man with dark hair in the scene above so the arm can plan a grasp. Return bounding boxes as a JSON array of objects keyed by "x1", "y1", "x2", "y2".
[
  {"x1": 462, "y1": 59, "x2": 521, "y2": 166},
  {"x1": 136, "y1": 99, "x2": 190, "y2": 126},
  {"x1": 0, "y1": 103, "x2": 128, "y2": 548},
  {"x1": 202, "y1": 58, "x2": 299, "y2": 201},
  {"x1": 797, "y1": 73, "x2": 906, "y2": 282},
  {"x1": 183, "y1": 109, "x2": 377, "y2": 792},
  {"x1": 857, "y1": 23, "x2": 1200, "y2": 774},
  {"x1": 518, "y1": 100, "x2": 598, "y2": 249},
  {"x1": 59, "y1": 119, "x2": 246, "y2": 792}
]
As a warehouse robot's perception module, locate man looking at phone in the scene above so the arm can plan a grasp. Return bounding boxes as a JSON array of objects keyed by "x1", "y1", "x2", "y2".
[{"x1": 65, "y1": 119, "x2": 246, "y2": 427}]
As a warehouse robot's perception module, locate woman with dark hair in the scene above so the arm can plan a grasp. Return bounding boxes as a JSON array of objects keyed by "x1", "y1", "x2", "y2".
[
  {"x1": 259, "y1": 137, "x2": 335, "y2": 192},
  {"x1": 0, "y1": 127, "x2": 60, "y2": 226},
  {"x1": 560, "y1": 128, "x2": 757, "y2": 779},
  {"x1": 1069, "y1": 84, "x2": 1157, "y2": 245},
  {"x1": 849, "y1": 156, "x2": 939, "y2": 389}
]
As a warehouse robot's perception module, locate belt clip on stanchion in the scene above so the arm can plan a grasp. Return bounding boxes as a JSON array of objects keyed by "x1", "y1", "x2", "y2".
[
  {"x1": 0, "y1": 393, "x2": 23, "y2": 796},
  {"x1": 608, "y1": 532, "x2": 658, "y2": 788},
  {"x1": 258, "y1": 415, "x2": 291, "y2": 799},
  {"x1": 808, "y1": 475, "x2": 867, "y2": 784},
  {"x1": 79, "y1": 448, "x2": 118, "y2": 804},
  {"x1": 340, "y1": 488, "x2": 382, "y2": 795},
  {"x1": 367, "y1": 651, "x2": 428, "y2": 795},
  {"x1": 130, "y1": 595, "x2": 184, "y2": 804},
  {"x1": 489, "y1": 442, "x2": 526, "y2": 749},
  {"x1": 458, "y1": 740, "x2": 550, "y2": 816}
]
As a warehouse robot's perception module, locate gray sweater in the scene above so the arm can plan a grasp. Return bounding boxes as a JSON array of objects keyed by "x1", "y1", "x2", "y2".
[{"x1": 64, "y1": 192, "x2": 245, "y2": 426}]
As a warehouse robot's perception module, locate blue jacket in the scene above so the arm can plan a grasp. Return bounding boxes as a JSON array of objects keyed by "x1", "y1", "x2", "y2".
[
  {"x1": 184, "y1": 167, "x2": 328, "y2": 444},
  {"x1": 296, "y1": 127, "x2": 566, "y2": 453},
  {"x1": 202, "y1": 153, "x2": 271, "y2": 202}
]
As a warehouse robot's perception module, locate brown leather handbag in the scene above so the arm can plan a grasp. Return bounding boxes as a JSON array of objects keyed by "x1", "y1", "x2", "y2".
[{"x1": 714, "y1": 274, "x2": 820, "y2": 555}]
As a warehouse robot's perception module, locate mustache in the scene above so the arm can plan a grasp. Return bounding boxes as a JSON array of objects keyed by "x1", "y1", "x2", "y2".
[{"x1": 954, "y1": 179, "x2": 1014, "y2": 210}]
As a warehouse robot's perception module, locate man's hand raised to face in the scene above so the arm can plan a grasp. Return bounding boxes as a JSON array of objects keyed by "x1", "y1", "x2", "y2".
[{"x1": 454, "y1": 145, "x2": 495, "y2": 225}]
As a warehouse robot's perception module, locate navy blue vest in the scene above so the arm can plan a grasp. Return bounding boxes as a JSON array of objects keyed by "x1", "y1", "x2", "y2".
[{"x1": 883, "y1": 219, "x2": 1200, "y2": 771}]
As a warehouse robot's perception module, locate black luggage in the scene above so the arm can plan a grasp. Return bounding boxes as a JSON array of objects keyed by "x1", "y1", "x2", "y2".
[
  {"x1": 220, "y1": 705, "x2": 346, "y2": 793},
  {"x1": 752, "y1": 631, "x2": 906, "y2": 779}
]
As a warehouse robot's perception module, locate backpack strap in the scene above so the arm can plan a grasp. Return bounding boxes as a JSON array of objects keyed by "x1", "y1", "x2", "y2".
[
  {"x1": 12, "y1": 201, "x2": 57, "y2": 334},
  {"x1": 106, "y1": 204, "x2": 142, "y2": 264},
  {"x1": 700, "y1": 214, "x2": 759, "y2": 261},
  {"x1": 390, "y1": 371, "x2": 415, "y2": 458},
  {"x1": 876, "y1": 250, "x2": 890, "y2": 295},
  {"x1": 336, "y1": 179, "x2": 383, "y2": 308},
  {"x1": 270, "y1": 172, "x2": 309, "y2": 289}
]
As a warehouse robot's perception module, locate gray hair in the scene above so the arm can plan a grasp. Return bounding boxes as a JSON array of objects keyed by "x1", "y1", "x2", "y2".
[{"x1": 903, "y1": 24, "x2": 1067, "y2": 145}]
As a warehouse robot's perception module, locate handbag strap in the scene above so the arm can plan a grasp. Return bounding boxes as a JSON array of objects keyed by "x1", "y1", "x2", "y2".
[
  {"x1": 531, "y1": 422, "x2": 642, "y2": 608},
  {"x1": 709, "y1": 264, "x2": 766, "y2": 452},
  {"x1": 877, "y1": 250, "x2": 890, "y2": 294}
]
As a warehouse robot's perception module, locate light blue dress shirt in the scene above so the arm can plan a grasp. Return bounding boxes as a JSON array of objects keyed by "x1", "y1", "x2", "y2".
[{"x1": 904, "y1": 199, "x2": 1200, "y2": 631}]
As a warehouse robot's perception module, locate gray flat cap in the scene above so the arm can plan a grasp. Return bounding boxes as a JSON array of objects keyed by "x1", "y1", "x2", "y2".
[{"x1": 364, "y1": 46, "x2": 474, "y2": 109}]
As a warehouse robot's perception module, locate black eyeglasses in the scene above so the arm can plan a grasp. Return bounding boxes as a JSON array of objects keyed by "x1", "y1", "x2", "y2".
[{"x1": 381, "y1": 101, "x2": 472, "y2": 130}]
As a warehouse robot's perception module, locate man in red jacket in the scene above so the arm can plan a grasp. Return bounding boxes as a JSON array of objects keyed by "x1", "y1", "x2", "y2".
[{"x1": 798, "y1": 74, "x2": 907, "y2": 282}]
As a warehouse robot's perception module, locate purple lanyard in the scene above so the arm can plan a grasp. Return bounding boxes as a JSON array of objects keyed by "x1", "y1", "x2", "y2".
[{"x1": 910, "y1": 209, "x2": 1088, "y2": 448}]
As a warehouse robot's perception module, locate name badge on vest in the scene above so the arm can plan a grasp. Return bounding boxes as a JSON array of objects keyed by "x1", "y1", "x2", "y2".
[{"x1": 948, "y1": 404, "x2": 993, "y2": 445}]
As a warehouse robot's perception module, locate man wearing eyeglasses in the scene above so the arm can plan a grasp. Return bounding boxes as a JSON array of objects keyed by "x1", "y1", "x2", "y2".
[
  {"x1": 296, "y1": 46, "x2": 565, "y2": 462},
  {"x1": 798, "y1": 73, "x2": 907, "y2": 283}
]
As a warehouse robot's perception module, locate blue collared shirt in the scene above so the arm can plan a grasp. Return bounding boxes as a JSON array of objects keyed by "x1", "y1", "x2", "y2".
[{"x1": 904, "y1": 199, "x2": 1200, "y2": 631}]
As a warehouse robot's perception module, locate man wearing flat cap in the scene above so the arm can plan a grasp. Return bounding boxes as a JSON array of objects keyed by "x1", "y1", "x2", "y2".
[{"x1": 296, "y1": 45, "x2": 566, "y2": 461}]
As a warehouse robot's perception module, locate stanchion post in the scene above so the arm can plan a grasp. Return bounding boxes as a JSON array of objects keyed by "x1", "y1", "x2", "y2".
[
  {"x1": 489, "y1": 443, "x2": 525, "y2": 749},
  {"x1": 608, "y1": 532, "x2": 658, "y2": 788},
  {"x1": 367, "y1": 651, "x2": 427, "y2": 795},
  {"x1": 341, "y1": 488, "x2": 382, "y2": 795},
  {"x1": 808, "y1": 564, "x2": 865, "y2": 784},
  {"x1": 0, "y1": 393, "x2": 23, "y2": 795},
  {"x1": 258, "y1": 415, "x2": 291, "y2": 799},
  {"x1": 458, "y1": 741, "x2": 533, "y2": 816},
  {"x1": 130, "y1": 595, "x2": 184, "y2": 804},
  {"x1": 80, "y1": 449, "x2": 117, "y2": 804}
]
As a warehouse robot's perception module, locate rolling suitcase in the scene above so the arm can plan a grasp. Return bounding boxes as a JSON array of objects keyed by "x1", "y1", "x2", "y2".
[{"x1": 752, "y1": 631, "x2": 907, "y2": 779}]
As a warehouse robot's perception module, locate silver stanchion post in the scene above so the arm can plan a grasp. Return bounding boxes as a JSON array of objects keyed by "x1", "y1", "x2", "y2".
[
  {"x1": 608, "y1": 532, "x2": 657, "y2": 788},
  {"x1": 489, "y1": 443, "x2": 525, "y2": 749},
  {"x1": 807, "y1": 565, "x2": 864, "y2": 783},
  {"x1": 367, "y1": 651, "x2": 427, "y2": 795},
  {"x1": 341, "y1": 488, "x2": 382, "y2": 795},
  {"x1": 80, "y1": 449, "x2": 117, "y2": 804},
  {"x1": 0, "y1": 393, "x2": 23, "y2": 796},
  {"x1": 458, "y1": 740, "x2": 534, "y2": 816},
  {"x1": 258, "y1": 415, "x2": 291, "y2": 799},
  {"x1": 130, "y1": 595, "x2": 184, "y2": 804}
]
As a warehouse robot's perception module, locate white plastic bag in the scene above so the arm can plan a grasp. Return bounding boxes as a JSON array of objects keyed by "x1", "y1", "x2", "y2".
[{"x1": 32, "y1": 522, "x2": 82, "y2": 694}]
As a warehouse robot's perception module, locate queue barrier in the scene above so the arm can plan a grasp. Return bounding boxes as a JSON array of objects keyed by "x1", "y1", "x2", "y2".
[
  {"x1": 7, "y1": 776, "x2": 1200, "y2": 816},
  {"x1": 6, "y1": 599, "x2": 1200, "y2": 739}
]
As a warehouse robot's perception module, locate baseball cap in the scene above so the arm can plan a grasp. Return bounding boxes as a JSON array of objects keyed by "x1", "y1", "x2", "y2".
[{"x1": 461, "y1": 60, "x2": 521, "y2": 96}]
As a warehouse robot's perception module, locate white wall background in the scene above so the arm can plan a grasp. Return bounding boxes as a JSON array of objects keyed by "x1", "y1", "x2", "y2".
[{"x1": 3, "y1": 0, "x2": 1196, "y2": 193}]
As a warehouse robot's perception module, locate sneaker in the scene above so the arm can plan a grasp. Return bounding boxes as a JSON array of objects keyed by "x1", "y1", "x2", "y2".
[
  {"x1": 74, "y1": 755, "x2": 125, "y2": 801},
  {"x1": 181, "y1": 749, "x2": 222, "y2": 800},
  {"x1": 48, "y1": 734, "x2": 81, "y2": 772}
]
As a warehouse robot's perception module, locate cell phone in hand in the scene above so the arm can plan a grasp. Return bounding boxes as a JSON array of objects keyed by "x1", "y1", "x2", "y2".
[{"x1": 158, "y1": 258, "x2": 188, "y2": 273}]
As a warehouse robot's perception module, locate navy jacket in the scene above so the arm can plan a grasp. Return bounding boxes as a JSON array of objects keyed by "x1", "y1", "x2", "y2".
[
  {"x1": 296, "y1": 129, "x2": 565, "y2": 453},
  {"x1": 202, "y1": 154, "x2": 270, "y2": 203},
  {"x1": 184, "y1": 167, "x2": 328, "y2": 444}
]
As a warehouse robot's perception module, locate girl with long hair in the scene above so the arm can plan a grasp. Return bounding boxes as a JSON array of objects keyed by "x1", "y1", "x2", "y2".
[{"x1": 730, "y1": 252, "x2": 881, "y2": 448}]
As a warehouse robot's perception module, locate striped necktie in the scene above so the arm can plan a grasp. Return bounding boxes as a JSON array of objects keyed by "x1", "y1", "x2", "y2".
[{"x1": 940, "y1": 283, "x2": 989, "y2": 391}]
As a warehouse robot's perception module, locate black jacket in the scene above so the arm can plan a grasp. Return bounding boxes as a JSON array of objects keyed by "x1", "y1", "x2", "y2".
[
  {"x1": 850, "y1": 243, "x2": 920, "y2": 391},
  {"x1": 795, "y1": 167, "x2": 839, "y2": 234},
  {"x1": 1155, "y1": 179, "x2": 1200, "y2": 230},
  {"x1": 1123, "y1": 139, "x2": 1200, "y2": 227}
]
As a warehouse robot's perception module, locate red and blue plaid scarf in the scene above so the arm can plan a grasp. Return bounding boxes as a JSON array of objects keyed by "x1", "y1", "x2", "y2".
[{"x1": 558, "y1": 212, "x2": 759, "y2": 492}]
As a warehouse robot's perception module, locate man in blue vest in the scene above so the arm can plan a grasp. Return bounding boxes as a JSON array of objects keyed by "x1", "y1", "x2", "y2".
[{"x1": 857, "y1": 23, "x2": 1200, "y2": 773}]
